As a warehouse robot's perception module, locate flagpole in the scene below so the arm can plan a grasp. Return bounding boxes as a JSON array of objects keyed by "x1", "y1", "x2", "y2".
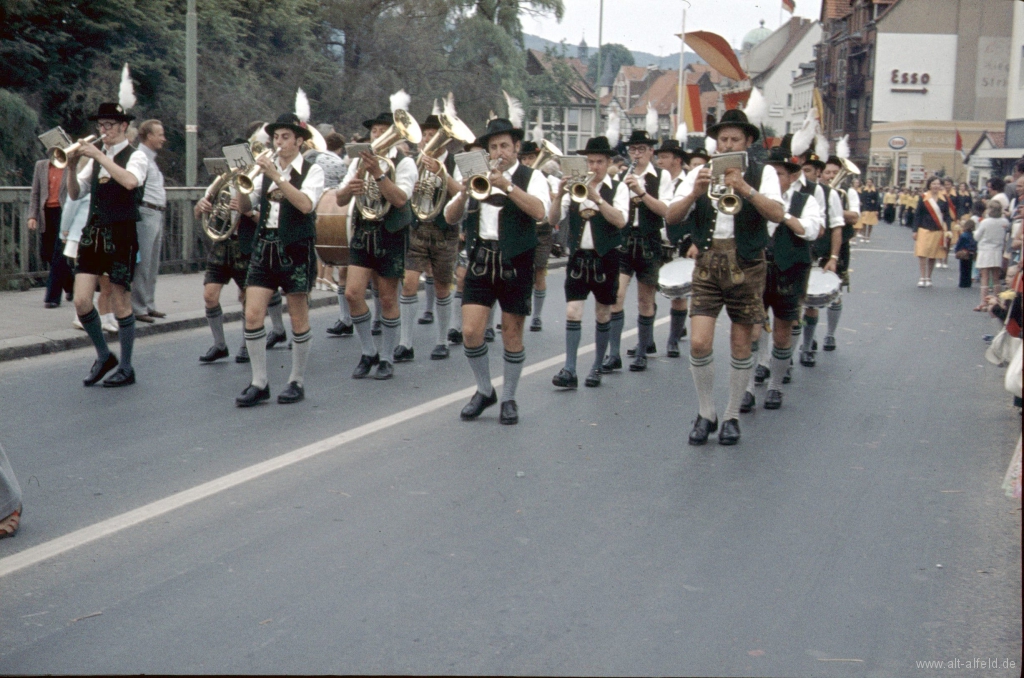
[
  {"x1": 677, "y1": 8, "x2": 687, "y2": 142},
  {"x1": 595, "y1": 0, "x2": 604, "y2": 126}
]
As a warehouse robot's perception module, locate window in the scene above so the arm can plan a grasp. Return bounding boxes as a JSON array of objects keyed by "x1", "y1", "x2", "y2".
[
  {"x1": 567, "y1": 108, "x2": 580, "y2": 132},
  {"x1": 787, "y1": 93, "x2": 793, "y2": 107},
  {"x1": 786, "y1": 121, "x2": 791, "y2": 134},
  {"x1": 567, "y1": 135, "x2": 578, "y2": 151},
  {"x1": 581, "y1": 109, "x2": 595, "y2": 135}
]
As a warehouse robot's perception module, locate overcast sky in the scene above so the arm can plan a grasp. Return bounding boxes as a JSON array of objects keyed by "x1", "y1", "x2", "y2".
[{"x1": 522, "y1": 0, "x2": 824, "y2": 56}]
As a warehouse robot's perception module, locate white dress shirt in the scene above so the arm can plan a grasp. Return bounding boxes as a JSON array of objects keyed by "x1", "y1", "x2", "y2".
[
  {"x1": 338, "y1": 146, "x2": 417, "y2": 201},
  {"x1": 676, "y1": 162, "x2": 784, "y2": 239},
  {"x1": 75, "y1": 140, "x2": 148, "y2": 196},
  {"x1": 845, "y1": 187, "x2": 860, "y2": 213},
  {"x1": 248, "y1": 154, "x2": 325, "y2": 230},
  {"x1": 626, "y1": 162, "x2": 674, "y2": 227},
  {"x1": 139, "y1": 143, "x2": 165, "y2": 207},
  {"x1": 447, "y1": 161, "x2": 551, "y2": 241},
  {"x1": 769, "y1": 184, "x2": 822, "y2": 241},
  {"x1": 559, "y1": 175, "x2": 629, "y2": 249}
]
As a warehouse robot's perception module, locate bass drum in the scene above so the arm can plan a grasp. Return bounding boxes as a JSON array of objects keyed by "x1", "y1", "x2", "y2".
[{"x1": 314, "y1": 189, "x2": 349, "y2": 266}]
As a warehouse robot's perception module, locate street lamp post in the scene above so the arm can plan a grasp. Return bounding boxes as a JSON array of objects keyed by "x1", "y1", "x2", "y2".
[{"x1": 675, "y1": 8, "x2": 687, "y2": 146}]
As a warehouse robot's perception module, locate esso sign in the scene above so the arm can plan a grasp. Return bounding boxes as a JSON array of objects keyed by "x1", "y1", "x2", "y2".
[{"x1": 888, "y1": 136, "x2": 908, "y2": 150}]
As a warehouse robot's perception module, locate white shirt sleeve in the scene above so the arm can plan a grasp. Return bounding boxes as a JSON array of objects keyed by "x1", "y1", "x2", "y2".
[
  {"x1": 76, "y1": 160, "x2": 94, "y2": 196},
  {"x1": 611, "y1": 180, "x2": 630, "y2": 221},
  {"x1": 846, "y1": 188, "x2": 860, "y2": 213},
  {"x1": 300, "y1": 162, "x2": 325, "y2": 208},
  {"x1": 657, "y1": 169, "x2": 674, "y2": 203},
  {"x1": 827, "y1": 188, "x2": 845, "y2": 230},
  {"x1": 796, "y1": 193, "x2": 823, "y2": 242},
  {"x1": 758, "y1": 164, "x2": 784, "y2": 207},
  {"x1": 126, "y1": 149, "x2": 148, "y2": 185},
  {"x1": 525, "y1": 167, "x2": 552, "y2": 215},
  {"x1": 337, "y1": 157, "x2": 360, "y2": 191},
  {"x1": 559, "y1": 191, "x2": 571, "y2": 216},
  {"x1": 393, "y1": 156, "x2": 418, "y2": 201}
]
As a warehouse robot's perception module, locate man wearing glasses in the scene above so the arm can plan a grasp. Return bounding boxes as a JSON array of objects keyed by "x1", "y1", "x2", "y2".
[{"x1": 66, "y1": 102, "x2": 149, "y2": 388}]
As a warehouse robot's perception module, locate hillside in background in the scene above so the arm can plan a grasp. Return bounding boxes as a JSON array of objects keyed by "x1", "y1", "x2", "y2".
[{"x1": 523, "y1": 33, "x2": 705, "y2": 70}]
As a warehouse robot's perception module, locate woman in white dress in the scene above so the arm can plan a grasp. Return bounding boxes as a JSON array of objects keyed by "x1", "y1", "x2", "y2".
[{"x1": 973, "y1": 202, "x2": 1008, "y2": 310}]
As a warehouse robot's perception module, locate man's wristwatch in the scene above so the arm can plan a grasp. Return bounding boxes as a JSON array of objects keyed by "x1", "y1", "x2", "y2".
[
  {"x1": 507, "y1": 184, "x2": 515, "y2": 195},
  {"x1": 783, "y1": 212, "x2": 793, "y2": 223},
  {"x1": 747, "y1": 188, "x2": 759, "y2": 200},
  {"x1": 829, "y1": 254, "x2": 839, "y2": 260}
]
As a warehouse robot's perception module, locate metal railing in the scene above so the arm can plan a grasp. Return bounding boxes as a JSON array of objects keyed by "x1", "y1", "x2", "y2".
[{"x1": 0, "y1": 186, "x2": 208, "y2": 289}]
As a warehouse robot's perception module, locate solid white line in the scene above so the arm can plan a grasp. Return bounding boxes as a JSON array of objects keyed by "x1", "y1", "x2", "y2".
[
  {"x1": 0, "y1": 318, "x2": 668, "y2": 579},
  {"x1": 850, "y1": 248, "x2": 915, "y2": 254}
]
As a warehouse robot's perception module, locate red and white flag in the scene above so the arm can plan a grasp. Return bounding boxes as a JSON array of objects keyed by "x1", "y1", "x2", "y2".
[{"x1": 782, "y1": 0, "x2": 796, "y2": 14}]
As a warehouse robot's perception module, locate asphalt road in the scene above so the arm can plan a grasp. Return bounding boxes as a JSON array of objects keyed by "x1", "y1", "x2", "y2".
[{"x1": 0, "y1": 225, "x2": 1020, "y2": 676}]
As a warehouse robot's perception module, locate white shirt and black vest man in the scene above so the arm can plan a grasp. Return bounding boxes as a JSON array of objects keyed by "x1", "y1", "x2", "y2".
[
  {"x1": 396, "y1": 113, "x2": 462, "y2": 362},
  {"x1": 234, "y1": 112, "x2": 325, "y2": 406},
  {"x1": 131, "y1": 119, "x2": 167, "y2": 323},
  {"x1": 666, "y1": 109, "x2": 786, "y2": 446},
  {"x1": 656, "y1": 138, "x2": 693, "y2": 358},
  {"x1": 548, "y1": 136, "x2": 629, "y2": 389},
  {"x1": 818, "y1": 155, "x2": 861, "y2": 354},
  {"x1": 745, "y1": 146, "x2": 823, "y2": 411},
  {"x1": 336, "y1": 111, "x2": 418, "y2": 381},
  {"x1": 797, "y1": 151, "x2": 849, "y2": 368},
  {"x1": 518, "y1": 140, "x2": 554, "y2": 333},
  {"x1": 66, "y1": 102, "x2": 149, "y2": 388},
  {"x1": 444, "y1": 118, "x2": 551, "y2": 425},
  {"x1": 194, "y1": 136, "x2": 261, "y2": 365},
  {"x1": 603, "y1": 129, "x2": 673, "y2": 373}
]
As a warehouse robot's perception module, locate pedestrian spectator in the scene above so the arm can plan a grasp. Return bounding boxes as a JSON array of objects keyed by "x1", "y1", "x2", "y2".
[
  {"x1": 954, "y1": 216, "x2": 977, "y2": 288},
  {"x1": 974, "y1": 203, "x2": 1009, "y2": 310},
  {"x1": 858, "y1": 178, "x2": 881, "y2": 242},
  {"x1": 987, "y1": 177, "x2": 1010, "y2": 217},
  {"x1": 28, "y1": 151, "x2": 74, "y2": 307},
  {"x1": 0, "y1": 441, "x2": 21, "y2": 539},
  {"x1": 132, "y1": 119, "x2": 166, "y2": 323},
  {"x1": 320, "y1": 132, "x2": 348, "y2": 184},
  {"x1": 882, "y1": 185, "x2": 897, "y2": 224},
  {"x1": 912, "y1": 176, "x2": 951, "y2": 287}
]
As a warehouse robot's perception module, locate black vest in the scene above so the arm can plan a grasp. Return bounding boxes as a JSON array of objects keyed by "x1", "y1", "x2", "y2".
[
  {"x1": 257, "y1": 157, "x2": 317, "y2": 247},
  {"x1": 422, "y1": 152, "x2": 458, "y2": 231},
  {"x1": 88, "y1": 144, "x2": 143, "y2": 226},
  {"x1": 689, "y1": 155, "x2": 768, "y2": 261},
  {"x1": 840, "y1": 189, "x2": 855, "y2": 242},
  {"x1": 627, "y1": 167, "x2": 664, "y2": 240},
  {"x1": 567, "y1": 180, "x2": 622, "y2": 257},
  {"x1": 351, "y1": 150, "x2": 414, "y2": 234},
  {"x1": 464, "y1": 163, "x2": 537, "y2": 259},
  {"x1": 771, "y1": 190, "x2": 812, "y2": 272},
  {"x1": 235, "y1": 213, "x2": 258, "y2": 256},
  {"x1": 802, "y1": 181, "x2": 832, "y2": 259}
]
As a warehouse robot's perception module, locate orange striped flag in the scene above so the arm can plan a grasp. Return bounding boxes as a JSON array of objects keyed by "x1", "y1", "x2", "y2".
[{"x1": 682, "y1": 83, "x2": 703, "y2": 132}]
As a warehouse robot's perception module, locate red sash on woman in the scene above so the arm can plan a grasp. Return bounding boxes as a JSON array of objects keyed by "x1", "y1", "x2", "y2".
[{"x1": 923, "y1": 196, "x2": 945, "y2": 230}]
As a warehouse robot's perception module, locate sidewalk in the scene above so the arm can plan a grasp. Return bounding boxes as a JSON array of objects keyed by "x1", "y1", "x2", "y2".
[{"x1": 2, "y1": 258, "x2": 567, "y2": 362}]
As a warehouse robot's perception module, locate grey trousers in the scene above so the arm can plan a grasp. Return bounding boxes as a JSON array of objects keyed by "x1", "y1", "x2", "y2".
[
  {"x1": 0, "y1": 442, "x2": 21, "y2": 519},
  {"x1": 132, "y1": 206, "x2": 164, "y2": 315}
]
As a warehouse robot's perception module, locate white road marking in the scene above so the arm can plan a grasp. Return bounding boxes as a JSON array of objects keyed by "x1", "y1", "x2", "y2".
[
  {"x1": 0, "y1": 318, "x2": 667, "y2": 579},
  {"x1": 851, "y1": 248, "x2": 915, "y2": 254}
]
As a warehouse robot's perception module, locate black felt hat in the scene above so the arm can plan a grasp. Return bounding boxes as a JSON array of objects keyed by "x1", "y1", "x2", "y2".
[
  {"x1": 825, "y1": 155, "x2": 844, "y2": 168},
  {"x1": 624, "y1": 129, "x2": 659, "y2": 147},
  {"x1": 518, "y1": 140, "x2": 540, "y2": 157},
  {"x1": 265, "y1": 112, "x2": 313, "y2": 141},
  {"x1": 765, "y1": 146, "x2": 801, "y2": 174},
  {"x1": 655, "y1": 138, "x2": 690, "y2": 161},
  {"x1": 421, "y1": 114, "x2": 442, "y2": 131},
  {"x1": 477, "y1": 118, "x2": 524, "y2": 146},
  {"x1": 706, "y1": 109, "x2": 760, "y2": 142},
  {"x1": 575, "y1": 136, "x2": 616, "y2": 157},
  {"x1": 362, "y1": 112, "x2": 394, "y2": 130},
  {"x1": 88, "y1": 102, "x2": 134, "y2": 123},
  {"x1": 801, "y1": 152, "x2": 826, "y2": 171}
]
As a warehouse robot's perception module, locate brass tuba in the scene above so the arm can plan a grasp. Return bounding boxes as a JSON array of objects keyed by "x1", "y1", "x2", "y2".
[
  {"x1": 828, "y1": 156, "x2": 861, "y2": 190},
  {"x1": 707, "y1": 151, "x2": 747, "y2": 216},
  {"x1": 411, "y1": 113, "x2": 476, "y2": 221},
  {"x1": 202, "y1": 169, "x2": 242, "y2": 242},
  {"x1": 355, "y1": 110, "x2": 423, "y2": 221},
  {"x1": 530, "y1": 139, "x2": 562, "y2": 170}
]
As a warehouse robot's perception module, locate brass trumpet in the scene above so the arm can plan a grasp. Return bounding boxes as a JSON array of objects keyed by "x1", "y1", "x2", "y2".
[
  {"x1": 50, "y1": 134, "x2": 105, "y2": 169},
  {"x1": 467, "y1": 158, "x2": 502, "y2": 201},
  {"x1": 707, "y1": 151, "x2": 747, "y2": 216},
  {"x1": 235, "y1": 147, "x2": 280, "y2": 195},
  {"x1": 569, "y1": 173, "x2": 595, "y2": 203}
]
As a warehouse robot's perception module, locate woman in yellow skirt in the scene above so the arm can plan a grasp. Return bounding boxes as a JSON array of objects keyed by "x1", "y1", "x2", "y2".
[
  {"x1": 858, "y1": 178, "x2": 881, "y2": 242},
  {"x1": 912, "y1": 176, "x2": 951, "y2": 287}
]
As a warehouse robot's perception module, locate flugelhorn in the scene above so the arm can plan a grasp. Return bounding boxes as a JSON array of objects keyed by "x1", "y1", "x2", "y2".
[
  {"x1": 828, "y1": 156, "x2": 861, "y2": 190},
  {"x1": 235, "y1": 147, "x2": 280, "y2": 195},
  {"x1": 355, "y1": 109, "x2": 423, "y2": 221},
  {"x1": 467, "y1": 159, "x2": 502, "y2": 201},
  {"x1": 569, "y1": 173, "x2": 595, "y2": 203},
  {"x1": 707, "y1": 151, "x2": 747, "y2": 216},
  {"x1": 411, "y1": 112, "x2": 475, "y2": 221},
  {"x1": 530, "y1": 140, "x2": 563, "y2": 170},
  {"x1": 50, "y1": 135, "x2": 105, "y2": 169}
]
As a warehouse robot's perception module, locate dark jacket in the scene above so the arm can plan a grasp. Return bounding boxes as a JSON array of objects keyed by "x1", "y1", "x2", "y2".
[{"x1": 28, "y1": 159, "x2": 67, "y2": 231}]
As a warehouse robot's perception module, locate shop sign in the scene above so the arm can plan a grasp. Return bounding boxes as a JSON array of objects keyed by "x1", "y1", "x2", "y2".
[{"x1": 888, "y1": 136, "x2": 908, "y2": 150}]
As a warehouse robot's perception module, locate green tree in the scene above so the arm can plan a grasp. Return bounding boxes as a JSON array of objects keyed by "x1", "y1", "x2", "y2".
[
  {"x1": 0, "y1": 89, "x2": 39, "y2": 184},
  {"x1": 586, "y1": 43, "x2": 634, "y2": 86}
]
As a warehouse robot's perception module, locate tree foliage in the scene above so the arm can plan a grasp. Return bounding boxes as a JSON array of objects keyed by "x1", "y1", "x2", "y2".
[{"x1": 586, "y1": 43, "x2": 634, "y2": 86}]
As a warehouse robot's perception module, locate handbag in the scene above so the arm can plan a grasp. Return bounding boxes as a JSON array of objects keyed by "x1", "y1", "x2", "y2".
[
  {"x1": 1006, "y1": 343, "x2": 1023, "y2": 398},
  {"x1": 987, "y1": 329, "x2": 1022, "y2": 366},
  {"x1": 955, "y1": 249, "x2": 973, "y2": 260}
]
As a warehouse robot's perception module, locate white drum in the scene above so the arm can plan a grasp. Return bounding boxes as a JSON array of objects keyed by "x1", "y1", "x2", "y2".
[
  {"x1": 658, "y1": 258, "x2": 695, "y2": 299},
  {"x1": 805, "y1": 269, "x2": 842, "y2": 308}
]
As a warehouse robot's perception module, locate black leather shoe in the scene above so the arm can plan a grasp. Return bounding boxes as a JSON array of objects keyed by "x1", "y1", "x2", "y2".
[
  {"x1": 236, "y1": 383, "x2": 270, "y2": 407},
  {"x1": 484, "y1": 328, "x2": 496, "y2": 342},
  {"x1": 764, "y1": 389, "x2": 783, "y2": 410},
  {"x1": 102, "y1": 366, "x2": 135, "y2": 387},
  {"x1": 740, "y1": 390, "x2": 755, "y2": 413},
  {"x1": 823, "y1": 335, "x2": 836, "y2": 351},
  {"x1": 374, "y1": 360, "x2": 394, "y2": 380},
  {"x1": 277, "y1": 381, "x2": 304, "y2": 404},
  {"x1": 83, "y1": 354, "x2": 119, "y2": 386},
  {"x1": 552, "y1": 368, "x2": 578, "y2": 389},
  {"x1": 65, "y1": 291, "x2": 74, "y2": 302},
  {"x1": 530, "y1": 317, "x2": 542, "y2": 332},
  {"x1": 352, "y1": 353, "x2": 380, "y2": 379},
  {"x1": 600, "y1": 354, "x2": 622, "y2": 373},
  {"x1": 688, "y1": 415, "x2": 719, "y2": 445},
  {"x1": 584, "y1": 368, "x2": 602, "y2": 387},
  {"x1": 754, "y1": 364, "x2": 770, "y2": 384},
  {"x1": 393, "y1": 346, "x2": 414, "y2": 363},
  {"x1": 326, "y1": 320, "x2": 353, "y2": 337},
  {"x1": 629, "y1": 354, "x2": 647, "y2": 372},
  {"x1": 448, "y1": 328, "x2": 463, "y2": 345},
  {"x1": 799, "y1": 350, "x2": 816, "y2": 367},
  {"x1": 666, "y1": 341, "x2": 680, "y2": 358},
  {"x1": 460, "y1": 389, "x2": 498, "y2": 420},
  {"x1": 628, "y1": 343, "x2": 657, "y2": 356},
  {"x1": 371, "y1": 320, "x2": 382, "y2": 336},
  {"x1": 235, "y1": 344, "x2": 250, "y2": 363},
  {"x1": 45, "y1": 301, "x2": 60, "y2": 309},
  {"x1": 499, "y1": 399, "x2": 519, "y2": 425},
  {"x1": 418, "y1": 311, "x2": 434, "y2": 325},
  {"x1": 718, "y1": 418, "x2": 741, "y2": 445},
  {"x1": 430, "y1": 344, "x2": 449, "y2": 360},
  {"x1": 783, "y1": 362, "x2": 792, "y2": 384},
  {"x1": 266, "y1": 330, "x2": 288, "y2": 349},
  {"x1": 200, "y1": 345, "x2": 229, "y2": 363}
]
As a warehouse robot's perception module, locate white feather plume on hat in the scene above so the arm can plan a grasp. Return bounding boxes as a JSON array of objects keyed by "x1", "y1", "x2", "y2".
[
  {"x1": 503, "y1": 91, "x2": 524, "y2": 128},
  {"x1": 705, "y1": 137, "x2": 717, "y2": 155},
  {"x1": 645, "y1": 102, "x2": 658, "y2": 137},
  {"x1": 837, "y1": 134, "x2": 851, "y2": 160},
  {"x1": 675, "y1": 122, "x2": 687, "y2": 141},
  {"x1": 252, "y1": 124, "x2": 270, "y2": 146},
  {"x1": 295, "y1": 88, "x2": 311, "y2": 123},
  {"x1": 814, "y1": 132, "x2": 830, "y2": 161},
  {"x1": 743, "y1": 87, "x2": 766, "y2": 126},
  {"x1": 119, "y1": 63, "x2": 136, "y2": 111},
  {"x1": 606, "y1": 109, "x2": 621, "y2": 148},
  {"x1": 432, "y1": 99, "x2": 442, "y2": 116},
  {"x1": 791, "y1": 110, "x2": 816, "y2": 157},
  {"x1": 390, "y1": 89, "x2": 411, "y2": 113},
  {"x1": 532, "y1": 117, "x2": 544, "y2": 143},
  {"x1": 444, "y1": 92, "x2": 457, "y2": 117}
]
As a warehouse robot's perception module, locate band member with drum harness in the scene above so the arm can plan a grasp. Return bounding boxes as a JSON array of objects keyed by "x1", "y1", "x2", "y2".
[
  {"x1": 234, "y1": 113, "x2": 325, "y2": 406},
  {"x1": 444, "y1": 118, "x2": 551, "y2": 425},
  {"x1": 518, "y1": 140, "x2": 553, "y2": 333},
  {"x1": 396, "y1": 112, "x2": 467, "y2": 362},
  {"x1": 666, "y1": 109, "x2": 786, "y2": 446},
  {"x1": 66, "y1": 102, "x2": 149, "y2": 388},
  {"x1": 603, "y1": 130, "x2": 672, "y2": 373},
  {"x1": 548, "y1": 136, "x2": 629, "y2": 389},
  {"x1": 336, "y1": 106, "x2": 419, "y2": 380},
  {"x1": 657, "y1": 138, "x2": 692, "y2": 358},
  {"x1": 818, "y1": 155, "x2": 861, "y2": 353}
]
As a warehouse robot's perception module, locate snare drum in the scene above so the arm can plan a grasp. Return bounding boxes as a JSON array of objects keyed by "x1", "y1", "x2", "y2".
[
  {"x1": 658, "y1": 258, "x2": 695, "y2": 299},
  {"x1": 314, "y1": 189, "x2": 349, "y2": 266},
  {"x1": 804, "y1": 269, "x2": 841, "y2": 308}
]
